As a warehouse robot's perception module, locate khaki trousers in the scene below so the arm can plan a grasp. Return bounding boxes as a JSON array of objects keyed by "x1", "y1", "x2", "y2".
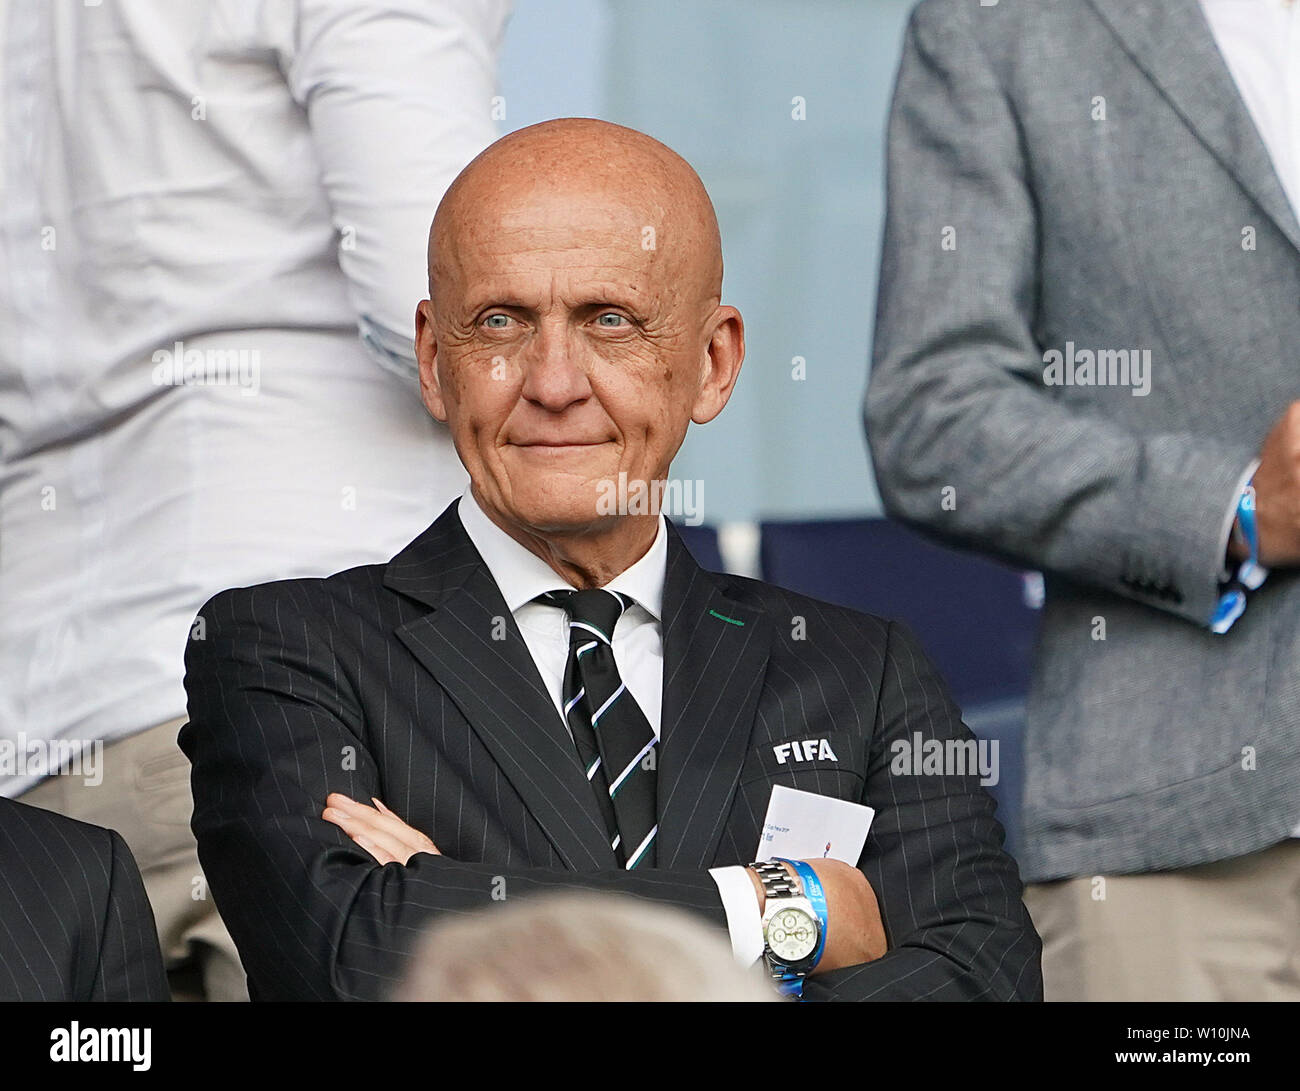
[
  {"x1": 19, "y1": 716, "x2": 247, "y2": 1001},
  {"x1": 1023, "y1": 839, "x2": 1300, "y2": 1001}
]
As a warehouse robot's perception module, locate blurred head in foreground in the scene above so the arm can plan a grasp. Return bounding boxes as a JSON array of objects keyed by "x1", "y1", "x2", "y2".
[{"x1": 394, "y1": 891, "x2": 777, "y2": 1002}]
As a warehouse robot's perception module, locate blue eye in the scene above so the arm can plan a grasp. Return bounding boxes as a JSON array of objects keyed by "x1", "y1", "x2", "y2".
[
  {"x1": 484, "y1": 314, "x2": 510, "y2": 329},
  {"x1": 596, "y1": 313, "x2": 627, "y2": 327}
]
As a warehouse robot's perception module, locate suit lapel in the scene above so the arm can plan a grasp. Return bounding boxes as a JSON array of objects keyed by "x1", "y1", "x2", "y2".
[
  {"x1": 385, "y1": 503, "x2": 615, "y2": 869},
  {"x1": 1087, "y1": 0, "x2": 1300, "y2": 256},
  {"x1": 656, "y1": 527, "x2": 771, "y2": 869}
]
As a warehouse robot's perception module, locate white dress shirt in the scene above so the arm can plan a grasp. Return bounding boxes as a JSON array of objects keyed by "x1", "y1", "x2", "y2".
[
  {"x1": 1203, "y1": 0, "x2": 1300, "y2": 213},
  {"x1": 0, "y1": 0, "x2": 509, "y2": 796},
  {"x1": 1200, "y1": 0, "x2": 1300, "y2": 838},
  {"x1": 456, "y1": 488, "x2": 766, "y2": 964}
]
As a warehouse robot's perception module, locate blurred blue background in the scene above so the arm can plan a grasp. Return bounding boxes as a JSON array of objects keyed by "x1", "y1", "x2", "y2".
[{"x1": 500, "y1": 0, "x2": 918, "y2": 523}]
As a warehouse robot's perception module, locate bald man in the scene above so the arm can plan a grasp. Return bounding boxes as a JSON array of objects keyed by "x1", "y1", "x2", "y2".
[{"x1": 181, "y1": 119, "x2": 1041, "y2": 1002}]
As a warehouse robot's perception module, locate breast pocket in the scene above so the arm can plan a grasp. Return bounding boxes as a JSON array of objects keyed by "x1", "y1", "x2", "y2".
[{"x1": 737, "y1": 730, "x2": 865, "y2": 800}]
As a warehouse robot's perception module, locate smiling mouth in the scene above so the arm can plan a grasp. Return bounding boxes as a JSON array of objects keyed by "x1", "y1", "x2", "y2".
[{"x1": 513, "y1": 441, "x2": 609, "y2": 451}]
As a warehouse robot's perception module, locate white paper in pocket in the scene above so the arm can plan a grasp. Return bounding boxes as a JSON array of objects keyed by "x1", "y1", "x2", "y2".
[{"x1": 756, "y1": 784, "x2": 875, "y2": 865}]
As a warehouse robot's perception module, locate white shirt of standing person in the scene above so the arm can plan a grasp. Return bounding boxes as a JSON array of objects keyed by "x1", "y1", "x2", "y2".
[{"x1": 0, "y1": 0, "x2": 510, "y2": 797}]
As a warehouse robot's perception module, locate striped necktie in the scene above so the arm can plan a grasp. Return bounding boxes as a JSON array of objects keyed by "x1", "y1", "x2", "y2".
[{"x1": 539, "y1": 588, "x2": 657, "y2": 869}]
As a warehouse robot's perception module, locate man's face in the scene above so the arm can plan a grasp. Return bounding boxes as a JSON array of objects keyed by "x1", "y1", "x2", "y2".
[{"x1": 419, "y1": 187, "x2": 730, "y2": 539}]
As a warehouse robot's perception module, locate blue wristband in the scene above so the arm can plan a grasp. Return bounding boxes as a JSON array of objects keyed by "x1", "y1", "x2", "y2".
[
  {"x1": 1235, "y1": 484, "x2": 1266, "y2": 591},
  {"x1": 1212, "y1": 482, "x2": 1268, "y2": 634}
]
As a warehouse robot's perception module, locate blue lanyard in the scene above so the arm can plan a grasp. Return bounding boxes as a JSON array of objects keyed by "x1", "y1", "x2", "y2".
[{"x1": 1212, "y1": 483, "x2": 1267, "y2": 634}]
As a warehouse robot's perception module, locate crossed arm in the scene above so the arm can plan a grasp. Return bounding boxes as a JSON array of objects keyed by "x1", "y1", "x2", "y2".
[{"x1": 182, "y1": 584, "x2": 1039, "y2": 1001}]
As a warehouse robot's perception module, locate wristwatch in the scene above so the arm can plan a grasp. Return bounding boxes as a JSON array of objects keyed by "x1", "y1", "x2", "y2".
[{"x1": 749, "y1": 860, "x2": 823, "y2": 993}]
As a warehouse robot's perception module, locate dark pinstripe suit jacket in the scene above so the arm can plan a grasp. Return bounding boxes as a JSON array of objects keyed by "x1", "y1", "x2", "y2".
[
  {"x1": 0, "y1": 797, "x2": 169, "y2": 1001},
  {"x1": 181, "y1": 500, "x2": 1041, "y2": 1001}
]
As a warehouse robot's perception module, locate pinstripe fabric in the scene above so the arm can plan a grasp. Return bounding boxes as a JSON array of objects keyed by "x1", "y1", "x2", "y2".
[
  {"x1": 181, "y1": 499, "x2": 1041, "y2": 1001},
  {"x1": 0, "y1": 796, "x2": 170, "y2": 1001}
]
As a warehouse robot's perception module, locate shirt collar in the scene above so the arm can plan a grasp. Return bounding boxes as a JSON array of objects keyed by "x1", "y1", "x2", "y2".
[{"x1": 456, "y1": 487, "x2": 666, "y2": 621}]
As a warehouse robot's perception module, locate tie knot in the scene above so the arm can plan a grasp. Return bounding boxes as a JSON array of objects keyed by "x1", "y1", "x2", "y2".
[{"x1": 541, "y1": 588, "x2": 629, "y2": 643}]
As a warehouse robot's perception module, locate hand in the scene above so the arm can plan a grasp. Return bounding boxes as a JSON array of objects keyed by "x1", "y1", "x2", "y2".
[
  {"x1": 747, "y1": 859, "x2": 888, "y2": 975},
  {"x1": 1247, "y1": 400, "x2": 1300, "y2": 567},
  {"x1": 321, "y1": 793, "x2": 440, "y2": 865}
]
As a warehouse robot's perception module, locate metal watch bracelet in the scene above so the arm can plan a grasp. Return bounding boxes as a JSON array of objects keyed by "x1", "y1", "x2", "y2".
[
  {"x1": 749, "y1": 860, "x2": 810, "y2": 995},
  {"x1": 750, "y1": 859, "x2": 801, "y2": 901}
]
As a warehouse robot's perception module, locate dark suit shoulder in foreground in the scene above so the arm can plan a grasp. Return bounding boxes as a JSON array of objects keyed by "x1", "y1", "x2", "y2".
[{"x1": 0, "y1": 796, "x2": 169, "y2": 1001}]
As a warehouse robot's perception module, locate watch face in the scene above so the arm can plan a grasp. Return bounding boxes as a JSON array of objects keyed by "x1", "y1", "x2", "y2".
[{"x1": 767, "y1": 906, "x2": 818, "y2": 962}]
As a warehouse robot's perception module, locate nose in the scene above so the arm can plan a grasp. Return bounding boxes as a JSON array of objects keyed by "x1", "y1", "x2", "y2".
[{"x1": 518, "y1": 319, "x2": 592, "y2": 411}]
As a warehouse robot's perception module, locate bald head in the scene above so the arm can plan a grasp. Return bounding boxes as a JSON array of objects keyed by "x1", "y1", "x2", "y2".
[
  {"x1": 413, "y1": 118, "x2": 744, "y2": 587},
  {"x1": 430, "y1": 118, "x2": 723, "y2": 311}
]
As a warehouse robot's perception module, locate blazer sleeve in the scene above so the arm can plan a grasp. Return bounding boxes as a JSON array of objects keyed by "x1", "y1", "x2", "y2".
[
  {"x1": 181, "y1": 583, "x2": 727, "y2": 1002},
  {"x1": 803, "y1": 620, "x2": 1042, "y2": 1002},
  {"x1": 863, "y1": 0, "x2": 1258, "y2": 628},
  {"x1": 90, "y1": 831, "x2": 171, "y2": 1002}
]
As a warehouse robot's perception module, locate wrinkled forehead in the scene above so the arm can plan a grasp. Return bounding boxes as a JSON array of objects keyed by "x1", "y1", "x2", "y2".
[{"x1": 434, "y1": 186, "x2": 675, "y2": 289}]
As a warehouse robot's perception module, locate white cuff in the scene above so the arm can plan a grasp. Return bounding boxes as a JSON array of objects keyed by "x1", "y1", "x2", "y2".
[{"x1": 708, "y1": 865, "x2": 765, "y2": 966}]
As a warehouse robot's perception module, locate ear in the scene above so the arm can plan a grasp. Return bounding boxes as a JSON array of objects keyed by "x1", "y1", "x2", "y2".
[
  {"x1": 415, "y1": 299, "x2": 449, "y2": 422},
  {"x1": 691, "y1": 305, "x2": 745, "y2": 425}
]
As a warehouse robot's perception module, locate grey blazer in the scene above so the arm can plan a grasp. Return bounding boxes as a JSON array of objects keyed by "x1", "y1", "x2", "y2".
[{"x1": 866, "y1": 0, "x2": 1300, "y2": 881}]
